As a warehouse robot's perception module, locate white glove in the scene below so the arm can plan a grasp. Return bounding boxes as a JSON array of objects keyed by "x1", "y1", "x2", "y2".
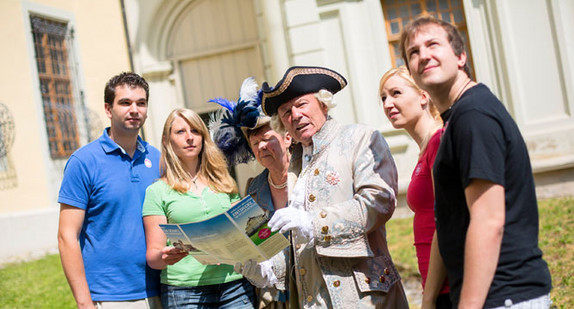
[
  {"x1": 234, "y1": 259, "x2": 278, "y2": 288},
  {"x1": 268, "y1": 207, "x2": 314, "y2": 242}
]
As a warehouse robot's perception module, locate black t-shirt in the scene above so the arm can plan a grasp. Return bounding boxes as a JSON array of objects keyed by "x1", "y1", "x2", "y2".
[{"x1": 433, "y1": 84, "x2": 552, "y2": 308}]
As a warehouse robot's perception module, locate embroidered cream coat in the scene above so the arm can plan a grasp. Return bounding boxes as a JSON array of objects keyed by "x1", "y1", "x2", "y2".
[{"x1": 287, "y1": 119, "x2": 409, "y2": 309}]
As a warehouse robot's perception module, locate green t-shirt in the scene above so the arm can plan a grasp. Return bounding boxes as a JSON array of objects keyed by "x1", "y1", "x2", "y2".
[{"x1": 143, "y1": 180, "x2": 243, "y2": 287}]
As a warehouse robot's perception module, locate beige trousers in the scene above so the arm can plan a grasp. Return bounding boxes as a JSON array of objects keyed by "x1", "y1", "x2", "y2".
[{"x1": 93, "y1": 296, "x2": 162, "y2": 309}]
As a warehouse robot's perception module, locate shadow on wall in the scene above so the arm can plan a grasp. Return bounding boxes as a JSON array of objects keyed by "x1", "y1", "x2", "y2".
[
  {"x1": 0, "y1": 102, "x2": 17, "y2": 190},
  {"x1": 0, "y1": 155, "x2": 17, "y2": 190}
]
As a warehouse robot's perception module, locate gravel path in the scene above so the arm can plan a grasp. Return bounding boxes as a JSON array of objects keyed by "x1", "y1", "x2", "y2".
[{"x1": 404, "y1": 276, "x2": 423, "y2": 308}]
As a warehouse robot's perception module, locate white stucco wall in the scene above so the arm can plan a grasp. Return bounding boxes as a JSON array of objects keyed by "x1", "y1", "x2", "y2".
[{"x1": 124, "y1": 0, "x2": 574, "y2": 207}]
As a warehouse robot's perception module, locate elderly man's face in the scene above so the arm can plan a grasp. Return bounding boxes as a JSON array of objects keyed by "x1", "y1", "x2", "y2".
[{"x1": 277, "y1": 93, "x2": 328, "y2": 147}]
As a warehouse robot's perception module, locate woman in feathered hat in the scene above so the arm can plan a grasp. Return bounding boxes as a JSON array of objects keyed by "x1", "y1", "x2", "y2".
[
  {"x1": 209, "y1": 77, "x2": 292, "y2": 309},
  {"x1": 256, "y1": 66, "x2": 409, "y2": 308}
]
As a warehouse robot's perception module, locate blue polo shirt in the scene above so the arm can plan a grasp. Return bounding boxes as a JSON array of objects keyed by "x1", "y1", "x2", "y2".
[{"x1": 58, "y1": 128, "x2": 161, "y2": 301}]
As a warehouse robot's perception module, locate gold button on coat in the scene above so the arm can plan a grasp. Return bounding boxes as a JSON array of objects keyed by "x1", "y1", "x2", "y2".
[
  {"x1": 295, "y1": 244, "x2": 301, "y2": 249},
  {"x1": 314, "y1": 169, "x2": 320, "y2": 175},
  {"x1": 384, "y1": 267, "x2": 390, "y2": 275},
  {"x1": 365, "y1": 277, "x2": 371, "y2": 284},
  {"x1": 379, "y1": 275, "x2": 386, "y2": 283},
  {"x1": 321, "y1": 226, "x2": 329, "y2": 234},
  {"x1": 333, "y1": 280, "x2": 340, "y2": 287},
  {"x1": 308, "y1": 194, "x2": 316, "y2": 202},
  {"x1": 323, "y1": 235, "x2": 332, "y2": 242},
  {"x1": 320, "y1": 211, "x2": 327, "y2": 218},
  {"x1": 306, "y1": 295, "x2": 313, "y2": 302},
  {"x1": 299, "y1": 268, "x2": 306, "y2": 276}
]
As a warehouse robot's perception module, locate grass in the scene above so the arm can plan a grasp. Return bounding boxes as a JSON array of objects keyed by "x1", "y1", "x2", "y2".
[
  {"x1": 387, "y1": 196, "x2": 574, "y2": 309},
  {"x1": 387, "y1": 212, "x2": 419, "y2": 280},
  {"x1": 0, "y1": 254, "x2": 75, "y2": 308},
  {"x1": 538, "y1": 197, "x2": 574, "y2": 308},
  {"x1": 0, "y1": 197, "x2": 571, "y2": 308}
]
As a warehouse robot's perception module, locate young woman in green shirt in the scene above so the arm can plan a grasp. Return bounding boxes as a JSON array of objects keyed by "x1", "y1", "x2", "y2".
[{"x1": 143, "y1": 108, "x2": 256, "y2": 309}]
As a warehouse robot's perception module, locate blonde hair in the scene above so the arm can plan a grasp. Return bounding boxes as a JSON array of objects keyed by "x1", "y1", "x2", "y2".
[
  {"x1": 161, "y1": 108, "x2": 238, "y2": 194},
  {"x1": 270, "y1": 89, "x2": 335, "y2": 136},
  {"x1": 379, "y1": 66, "x2": 442, "y2": 156}
]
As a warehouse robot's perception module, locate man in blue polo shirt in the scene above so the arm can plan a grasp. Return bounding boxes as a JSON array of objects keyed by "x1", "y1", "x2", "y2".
[{"x1": 58, "y1": 72, "x2": 161, "y2": 308}]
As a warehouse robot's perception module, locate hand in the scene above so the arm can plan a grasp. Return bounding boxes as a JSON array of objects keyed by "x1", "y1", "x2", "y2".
[
  {"x1": 268, "y1": 207, "x2": 314, "y2": 242},
  {"x1": 161, "y1": 246, "x2": 188, "y2": 265},
  {"x1": 234, "y1": 259, "x2": 278, "y2": 288}
]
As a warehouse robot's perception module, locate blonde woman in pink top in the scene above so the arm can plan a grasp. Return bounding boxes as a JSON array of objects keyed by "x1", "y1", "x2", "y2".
[{"x1": 380, "y1": 66, "x2": 450, "y2": 309}]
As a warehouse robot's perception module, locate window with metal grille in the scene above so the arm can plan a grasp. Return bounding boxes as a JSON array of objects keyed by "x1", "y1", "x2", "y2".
[
  {"x1": 381, "y1": 0, "x2": 474, "y2": 77},
  {"x1": 30, "y1": 16, "x2": 80, "y2": 159}
]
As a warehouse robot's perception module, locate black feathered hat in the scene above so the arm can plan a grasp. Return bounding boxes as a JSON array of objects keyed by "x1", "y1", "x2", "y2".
[
  {"x1": 261, "y1": 66, "x2": 347, "y2": 116},
  {"x1": 208, "y1": 77, "x2": 269, "y2": 166}
]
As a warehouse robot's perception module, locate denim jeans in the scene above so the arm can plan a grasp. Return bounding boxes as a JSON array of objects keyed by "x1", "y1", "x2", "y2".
[
  {"x1": 161, "y1": 278, "x2": 256, "y2": 309},
  {"x1": 487, "y1": 293, "x2": 552, "y2": 309}
]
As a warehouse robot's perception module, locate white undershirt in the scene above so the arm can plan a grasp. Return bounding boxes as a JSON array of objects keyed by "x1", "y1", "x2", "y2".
[{"x1": 291, "y1": 144, "x2": 313, "y2": 211}]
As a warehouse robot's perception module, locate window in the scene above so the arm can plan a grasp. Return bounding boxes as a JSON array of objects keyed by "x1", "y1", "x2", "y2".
[
  {"x1": 381, "y1": 0, "x2": 474, "y2": 75},
  {"x1": 30, "y1": 16, "x2": 80, "y2": 159}
]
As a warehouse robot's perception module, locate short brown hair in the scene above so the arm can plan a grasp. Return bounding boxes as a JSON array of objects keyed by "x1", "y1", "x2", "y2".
[
  {"x1": 104, "y1": 72, "x2": 149, "y2": 105},
  {"x1": 399, "y1": 16, "x2": 471, "y2": 77}
]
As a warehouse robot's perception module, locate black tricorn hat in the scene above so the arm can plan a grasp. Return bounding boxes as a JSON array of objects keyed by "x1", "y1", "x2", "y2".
[{"x1": 261, "y1": 66, "x2": 347, "y2": 116}]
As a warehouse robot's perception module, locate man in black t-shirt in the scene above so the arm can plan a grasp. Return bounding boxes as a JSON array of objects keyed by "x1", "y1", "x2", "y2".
[{"x1": 399, "y1": 16, "x2": 552, "y2": 309}]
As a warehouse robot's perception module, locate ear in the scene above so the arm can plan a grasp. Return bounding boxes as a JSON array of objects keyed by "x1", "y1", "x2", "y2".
[
  {"x1": 284, "y1": 131, "x2": 292, "y2": 147},
  {"x1": 457, "y1": 51, "x2": 467, "y2": 70},
  {"x1": 420, "y1": 91, "x2": 430, "y2": 107},
  {"x1": 104, "y1": 103, "x2": 112, "y2": 119}
]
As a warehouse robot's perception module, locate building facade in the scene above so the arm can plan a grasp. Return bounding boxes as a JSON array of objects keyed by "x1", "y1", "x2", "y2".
[
  {"x1": 1, "y1": 0, "x2": 573, "y2": 262},
  {"x1": 124, "y1": 0, "x2": 574, "y2": 199},
  {"x1": 0, "y1": 0, "x2": 132, "y2": 263}
]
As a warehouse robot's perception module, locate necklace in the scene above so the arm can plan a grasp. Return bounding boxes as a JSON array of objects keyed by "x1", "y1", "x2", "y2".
[
  {"x1": 450, "y1": 78, "x2": 472, "y2": 109},
  {"x1": 268, "y1": 173, "x2": 287, "y2": 189},
  {"x1": 190, "y1": 174, "x2": 199, "y2": 190}
]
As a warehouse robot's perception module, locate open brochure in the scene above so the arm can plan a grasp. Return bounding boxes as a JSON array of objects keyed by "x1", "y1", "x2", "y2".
[{"x1": 159, "y1": 195, "x2": 290, "y2": 265}]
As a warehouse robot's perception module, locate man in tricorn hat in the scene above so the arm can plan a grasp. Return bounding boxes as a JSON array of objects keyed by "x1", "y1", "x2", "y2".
[{"x1": 248, "y1": 66, "x2": 409, "y2": 308}]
